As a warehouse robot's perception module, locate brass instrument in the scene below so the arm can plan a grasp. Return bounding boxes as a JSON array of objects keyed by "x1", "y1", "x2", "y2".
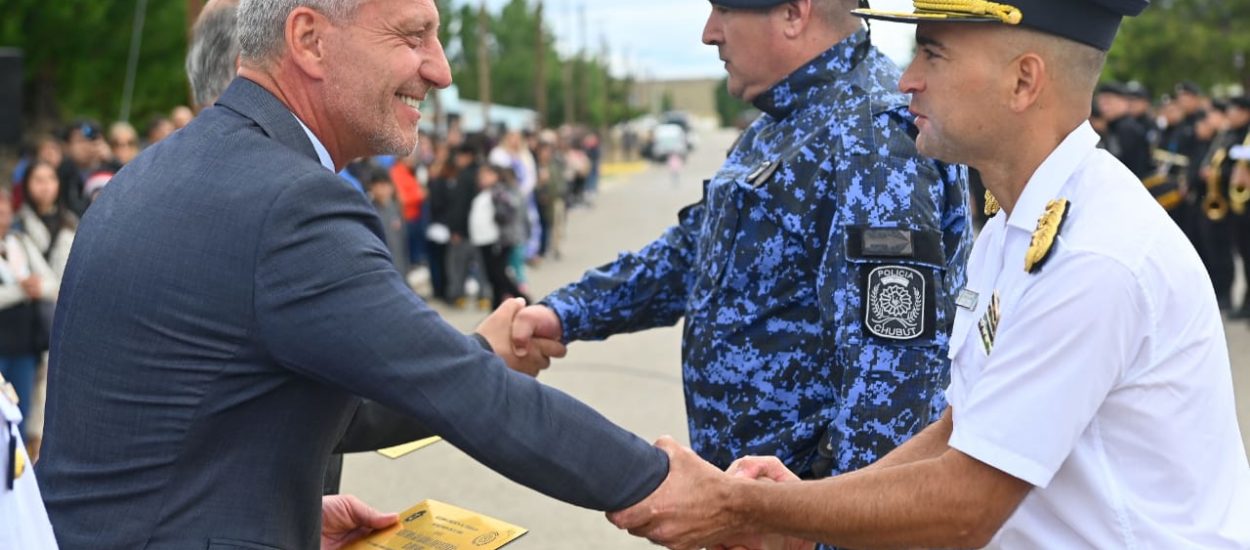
[
  {"x1": 1204, "y1": 148, "x2": 1230, "y2": 221},
  {"x1": 1143, "y1": 149, "x2": 1188, "y2": 211},
  {"x1": 1229, "y1": 133, "x2": 1250, "y2": 215}
]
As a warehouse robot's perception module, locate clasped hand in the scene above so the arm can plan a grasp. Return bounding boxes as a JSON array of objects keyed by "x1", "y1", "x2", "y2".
[
  {"x1": 606, "y1": 438, "x2": 816, "y2": 550},
  {"x1": 476, "y1": 299, "x2": 567, "y2": 377}
]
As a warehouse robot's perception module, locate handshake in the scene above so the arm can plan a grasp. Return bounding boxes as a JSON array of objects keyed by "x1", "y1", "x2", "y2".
[
  {"x1": 474, "y1": 298, "x2": 570, "y2": 378},
  {"x1": 476, "y1": 300, "x2": 816, "y2": 550}
]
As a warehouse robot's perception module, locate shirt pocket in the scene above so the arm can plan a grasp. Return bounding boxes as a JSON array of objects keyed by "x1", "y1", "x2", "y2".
[
  {"x1": 690, "y1": 174, "x2": 817, "y2": 336},
  {"x1": 690, "y1": 179, "x2": 744, "y2": 306}
]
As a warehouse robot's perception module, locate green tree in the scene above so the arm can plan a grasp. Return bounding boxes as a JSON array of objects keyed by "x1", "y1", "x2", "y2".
[
  {"x1": 1105, "y1": 0, "x2": 1250, "y2": 97},
  {"x1": 0, "y1": 0, "x2": 189, "y2": 134},
  {"x1": 714, "y1": 77, "x2": 751, "y2": 128}
]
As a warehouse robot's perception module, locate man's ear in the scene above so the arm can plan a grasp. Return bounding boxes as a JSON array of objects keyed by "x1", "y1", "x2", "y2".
[
  {"x1": 286, "y1": 7, "x2": 329, "y2": 80},
  {"x1": 780, "y1": 0, "x2": 814, "y2": 39},
  {"x1": 1007, "y1": 52, "x2": 1046, "y2": 113}
]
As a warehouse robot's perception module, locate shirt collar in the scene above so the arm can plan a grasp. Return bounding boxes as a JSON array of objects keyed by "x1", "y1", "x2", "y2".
[
  {"x1": 751, "y1": 29, "x2": 869, "y2": 120},
  {"x1": 291, "y1": 113, "x2": 335, "y2": 173},
  {"x1": 1005, "y1": 121, "x2": 1100, "y2": 232}
]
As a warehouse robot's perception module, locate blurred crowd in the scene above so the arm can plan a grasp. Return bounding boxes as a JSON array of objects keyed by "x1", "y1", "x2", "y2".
[
  {"x1": 2, "y1": 103, "x2": 608, "y2": 460},
  {"x1": 962, "y1": 79, "x2": 1250, "y2": 321},
  {"x1": 341, "y1": 123, "x2": 605, "y2": 310}
]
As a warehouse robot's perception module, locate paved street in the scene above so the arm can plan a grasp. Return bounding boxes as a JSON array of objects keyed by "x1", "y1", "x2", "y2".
[{"x1": 341, "y1": 128, "x2": 1250, "y2": 549}]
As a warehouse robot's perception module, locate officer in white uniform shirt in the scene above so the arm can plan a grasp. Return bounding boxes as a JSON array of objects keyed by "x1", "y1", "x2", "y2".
[
  {"x1": 597, "y1": 1, "x2": 1250, "y2": 549},
  {"x1": 1, "y1": 373, "x2": 59, "y2": 549}
]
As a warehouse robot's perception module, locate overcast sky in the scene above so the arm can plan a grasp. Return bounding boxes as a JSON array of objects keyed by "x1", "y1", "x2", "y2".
[{"x1": 460, "y1": 0, "x2": 920, "y2": 79}]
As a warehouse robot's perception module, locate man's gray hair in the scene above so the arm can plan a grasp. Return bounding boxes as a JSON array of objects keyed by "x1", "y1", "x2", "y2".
[
  {"x1": 236, "y1": 0, "x2": 363, "y2": 65},
  {"x1": 186, "y1": 3, "x2": 240, "y2": 108}
]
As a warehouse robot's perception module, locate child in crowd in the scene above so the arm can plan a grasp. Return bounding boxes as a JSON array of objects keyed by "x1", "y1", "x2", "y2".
[
  {"x1": 468, "y1": 164, "x2": 529, "y2": 309},
  {"x1": 366, "y1": 168, "x2": 410, "y2": 276}
]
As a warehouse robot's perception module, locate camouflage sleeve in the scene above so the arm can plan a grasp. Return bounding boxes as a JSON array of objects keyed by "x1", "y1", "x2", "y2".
[
  {"x1": 541, "y1": 201, "x2": 702, "y2": 343},
  {"x1": 816, "y1": 109, "x2": 970, "y2": 475}
]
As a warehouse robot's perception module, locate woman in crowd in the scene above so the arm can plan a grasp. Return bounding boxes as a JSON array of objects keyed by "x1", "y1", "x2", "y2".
[
  {"x1": 17, "y1": 161, "x2": 77, "y2": 278},
  {"x1": 12, "y1": 161, "x2": 74, "y2": 460},
  {"x1": 0, "y1": 188, "x2": 59, "y2": 444}
]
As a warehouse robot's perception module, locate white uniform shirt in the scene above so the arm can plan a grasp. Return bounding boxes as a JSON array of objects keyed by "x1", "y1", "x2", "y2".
[
  {"x1": 945, "y1": 122, "x2": 1250, "y2": 548},
  {"x1": 1, "y1": 388, "x2": 59, "y2": 549}
]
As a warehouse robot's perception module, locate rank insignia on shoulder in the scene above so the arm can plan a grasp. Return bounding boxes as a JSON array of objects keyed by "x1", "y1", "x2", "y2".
[
  {"x1": 13, "y1": 446, "x2": 25, "y2": 480},
  {"x1": 984, "y1": 190, "x2": 1001, "y2": 217},
  {"x1": 1025, "y1": 199, "x2": 1070, "y2": 274}
]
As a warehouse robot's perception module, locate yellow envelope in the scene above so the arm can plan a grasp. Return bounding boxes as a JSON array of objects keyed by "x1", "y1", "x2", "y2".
[
  {"x1": 376, "y1": 436, "x2": 443, "y2": 459},
  {"x1": 346, "y1": 499, "x2": 527, "y2": 550}
]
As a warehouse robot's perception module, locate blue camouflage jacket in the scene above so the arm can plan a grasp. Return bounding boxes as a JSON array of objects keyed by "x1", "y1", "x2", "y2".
[{"x1": 543, "y1": 30, "x2": 971, "y2": 477}]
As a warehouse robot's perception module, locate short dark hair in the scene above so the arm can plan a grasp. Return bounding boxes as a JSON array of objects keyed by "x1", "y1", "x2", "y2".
[
  {"x1": 368, "y1": 167, "x2": 392, "y2": 185},
  {"x1": 63, "y1": 120, "x2": 101, "y2": 142}
]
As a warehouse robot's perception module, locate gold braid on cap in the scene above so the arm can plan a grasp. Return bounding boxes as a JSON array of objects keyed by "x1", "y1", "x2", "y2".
[{"x1": 913, "y1": 0, "x2": 1024, "y2": 24}]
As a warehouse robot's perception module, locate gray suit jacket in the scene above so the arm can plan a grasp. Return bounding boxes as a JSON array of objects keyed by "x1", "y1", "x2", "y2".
[{"x1": 37, "y1": 78, "x2": 667, "y2": 550}]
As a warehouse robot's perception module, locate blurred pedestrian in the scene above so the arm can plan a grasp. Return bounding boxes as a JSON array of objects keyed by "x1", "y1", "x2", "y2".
[
  {"x1": 469, "y1": 164, "x2": 529, "y2": 309},
  {"x1": 0, "y1": 188, "x2": 58, "y2": 440},
  {"x1": 12, "y1": 161, "x2": 75, "y2": 460},
  {"x1": 424, "y1": 141, "x2": 457, "y2": 302},
  {"x1": 58, "y1": 120, "x2": 104, "y2": 216},
  {"x1": 108, "y1": 122, "x2": 141, "y2": 167},
  {"x1": 171, "y1": 106, "x2": 195, "y2": 130},
  {"x1": 145, "y1": 116, "x2": 175, "y2": 146},
  {"x1": 366, "y1": 168, "x2": 409, "y2": 275}
]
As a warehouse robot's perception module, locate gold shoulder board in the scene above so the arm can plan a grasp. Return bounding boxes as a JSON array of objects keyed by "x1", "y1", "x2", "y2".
[{"x1": 1025, "y1": 199, "x2": 1070, "y2": 274}]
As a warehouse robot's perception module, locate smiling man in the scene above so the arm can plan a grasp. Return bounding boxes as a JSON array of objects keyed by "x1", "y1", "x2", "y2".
[
  {"x1": 606, "y1": 1, "x2": 1250, "y2": 549},
  {"x1": 36, "y1": 1, "x2": 675, "y2": 548}
]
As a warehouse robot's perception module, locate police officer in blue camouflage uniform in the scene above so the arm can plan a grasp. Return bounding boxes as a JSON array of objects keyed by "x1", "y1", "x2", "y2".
[{"x1": 511, "y1": 0, "x2": 970, "y2": 481}]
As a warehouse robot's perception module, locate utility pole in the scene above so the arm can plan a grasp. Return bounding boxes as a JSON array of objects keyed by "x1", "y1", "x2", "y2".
[
  {"x1": 599, "y1": 31, "x2": 610, "y2": 133},
  {"x1": 534, "y1": 0, "x2": 548, "y2": 126},
  {"x1": 476, "y1": 0, "x2": 491, "y2": 132},
  {"x1": 578, "y1": 3, "x2": 588, "y2": 125},
  {"x1": 120, "y1": 0, "x2": 150, "y2": 123},
  {"x1": 562, "y1": 1, "x2": 575, "y2": 125}
]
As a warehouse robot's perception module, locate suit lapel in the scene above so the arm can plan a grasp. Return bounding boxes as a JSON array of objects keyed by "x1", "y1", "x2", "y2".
[{"x1": 214, "y1": 77, "x2": 322, "y2": 166}]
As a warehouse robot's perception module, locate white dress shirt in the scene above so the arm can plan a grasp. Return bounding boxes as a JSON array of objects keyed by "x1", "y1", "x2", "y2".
[
  {"x1": 945, "y1": 122, "x2": 1250, "y2": 548},
  {"x1": 1, "y1": 387, "x2": 59, "y2": 549}
]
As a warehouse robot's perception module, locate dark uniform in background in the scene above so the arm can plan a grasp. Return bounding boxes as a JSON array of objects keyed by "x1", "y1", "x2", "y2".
[
  {"x1": 1099, "y1": 84, "x2": 1154, "y2": 178},
  {"x1": 1212, "y1": 97, "x2": 1250, "y2": 318}
]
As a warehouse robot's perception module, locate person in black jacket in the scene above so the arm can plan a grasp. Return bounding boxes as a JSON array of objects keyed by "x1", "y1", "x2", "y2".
[
  {"x1": 1096, "y1": 83, "x2": 1153, "y2": 178},
  {"x1": 445, "y1": 142, "x2": 486, "y2": 306}
]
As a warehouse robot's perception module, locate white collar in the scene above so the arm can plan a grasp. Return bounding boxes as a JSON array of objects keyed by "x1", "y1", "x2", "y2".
[
  {"x1": 1005, "y1": 121, "x2": 1100, "y2": 232},
  {"x1": 291, "y1": 113, "x2": 335, "y2": 173}
]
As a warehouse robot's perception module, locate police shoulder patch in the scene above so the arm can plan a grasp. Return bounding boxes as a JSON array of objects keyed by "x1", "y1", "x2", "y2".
[{"x1": 864, "y1": 265, "x2": 930, "y2": 340}]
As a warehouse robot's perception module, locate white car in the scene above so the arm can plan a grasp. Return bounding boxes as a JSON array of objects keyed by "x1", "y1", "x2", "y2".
[{"x1": 650, "y1": 123, "x2": 688, "y2": 159}]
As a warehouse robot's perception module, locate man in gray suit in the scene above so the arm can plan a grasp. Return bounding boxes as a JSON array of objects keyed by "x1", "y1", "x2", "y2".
[
  {"x1": 188, "y1": 0, "x2": 435, "y2": 498},
  {"x1": 37, "y1": 0, "x2": 679, "y2": 548}
]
